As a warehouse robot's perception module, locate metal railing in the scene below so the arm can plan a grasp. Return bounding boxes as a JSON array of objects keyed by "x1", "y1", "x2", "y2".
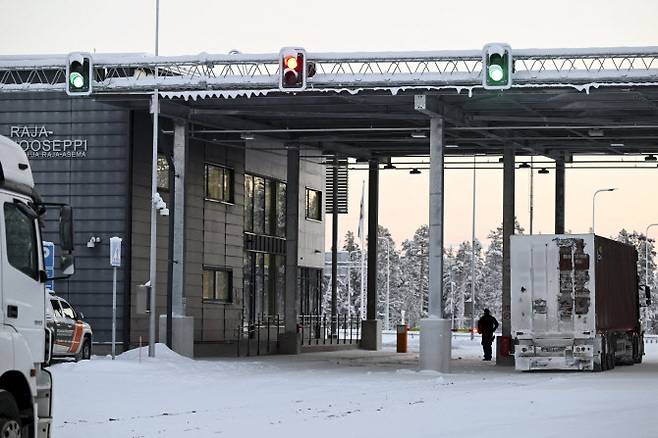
[
  {"x1": 297, "y1": 313, "x2": 361, "y2": 346},
  {"x1": 2, "y1": 47, "x2": 658, "y2": 93},
  {"x1": 236, "y1": 314, "x2": 282, "y2": 357}
]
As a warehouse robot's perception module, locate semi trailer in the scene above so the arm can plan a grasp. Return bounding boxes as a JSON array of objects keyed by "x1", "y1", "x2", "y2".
[
  {"x1": 511, "y1": 234, "x2": 645, "y2": 372},
  {"x1": 0, "y1": 135, "x2": 75, "y2": 437}
]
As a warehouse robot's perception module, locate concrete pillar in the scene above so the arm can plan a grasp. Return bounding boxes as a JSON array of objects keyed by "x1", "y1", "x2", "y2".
[
  {"x1": 555, "y1": 157, "x2": 565, "y2": 234},
  {"x1": 172, "y1": 120, "x2": 187, "y2": 317},
  {"x1": 497, "y1": 148, "x2": 515, "y2": 366},
  {"x1": 159, "y1": 120, "x2": 194, "y2": 357},
  {"x1": 331, "y1": 158, "x2": 339, "y2": 334},
  {"x1": 280, "y1": 146, "x2": 301, "y2": 354},
  {"x1": 419, "y1": 117, "x2": 451, "y2": 372},
  {"x1": 361, "y1": 160, "x2": 381, "y2": 350}
]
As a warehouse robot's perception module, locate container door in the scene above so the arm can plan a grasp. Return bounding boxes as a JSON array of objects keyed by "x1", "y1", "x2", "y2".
[{"x1": 0, "y1": 197, "x2": 45, "y2": 364}]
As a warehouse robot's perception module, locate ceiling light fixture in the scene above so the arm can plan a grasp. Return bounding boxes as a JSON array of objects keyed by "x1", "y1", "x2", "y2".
[
  {"x1": 410, "y1": 130, "x2": 427, "y2": 139},
  {"x1": 538, "y1": 168, "x2": 549, "y2": 174},
  {"x1": 409, "y1": 168, "x2": 421, "y2": 175},
  {"x1": 518, "y1": 162, "x2": 531, "y2": 169},
  {"x1": 240, "y1": 132, "x2": 255, "y2": 140}
]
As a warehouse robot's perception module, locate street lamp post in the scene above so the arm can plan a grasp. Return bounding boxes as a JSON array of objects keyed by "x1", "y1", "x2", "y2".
[
  {"x1": 470, "y1": 155, "x2": 476, "y2": 340},
  {"x1": 147, "y1": 0, "x2": 161, "y2": 358},
  {"x1": 592, "y1": 188, "x2": 617, "y2": 234},
  {"x1": 645, "y1": 224, "x2": 658, "y2": 326}
]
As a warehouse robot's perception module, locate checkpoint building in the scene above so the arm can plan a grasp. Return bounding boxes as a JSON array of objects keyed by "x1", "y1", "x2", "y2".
[
  {"x1": 2, "y1": 46, "x2": 658, "y2": 367},
  {"x1": 0, "y1": 93, "x2": 326, "y2": 355}
]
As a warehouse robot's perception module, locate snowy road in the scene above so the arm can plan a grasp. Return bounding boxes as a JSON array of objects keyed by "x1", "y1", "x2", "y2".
[{"x1": 51, "y1": 335, "x2": 658, "y2": 438}]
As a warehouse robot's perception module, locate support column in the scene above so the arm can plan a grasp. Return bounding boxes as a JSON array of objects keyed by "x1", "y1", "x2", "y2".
[
  {"x1": 280, "y1": 146, "x2": 301, "y2": 354},
  {"x1": 419, "y1": 117, "x2": 451, "y2": 372},
  {"x1": 331, "y1": 158, "x2": 339, "y2": 335},
  {"x1": 361, "y1": 160, "x2": 381, "y2": 350},
  {"x1": 555, "y1": 157, "x2": 565, "y2": 234},
  {"x1": 497, "y1": 148, "x2": 515, "y2": 365},
  {"x1": 159, "y1": 120, "x2": 193, "y2": 357}
]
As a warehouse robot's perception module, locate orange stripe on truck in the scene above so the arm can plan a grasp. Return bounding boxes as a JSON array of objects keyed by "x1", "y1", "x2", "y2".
[{"x1": 69, "y1": 322, "x2": 83, "y2": 353}]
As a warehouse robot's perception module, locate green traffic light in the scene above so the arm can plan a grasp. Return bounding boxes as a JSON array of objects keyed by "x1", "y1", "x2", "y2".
[
  {"x1": 488, "y1": 64, "x2": 504, "y2": 82},
  {"x1": 486, "y1": 53, "x2": 508, "y2": 86},
  {"x1": 69, "y1": 72, "x2": 85, "y2": 89}
]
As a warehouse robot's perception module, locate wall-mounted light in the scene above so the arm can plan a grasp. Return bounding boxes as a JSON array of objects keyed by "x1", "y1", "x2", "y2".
[
  {"x1": 538, "y1": 168, "x2": 549, "y2": 174},
  {"x1": 240, "y1": 132, "x2": 255, "y2": 140},
  {"x1": 409, "y1": 168, "x2": 421, "y2": 175},
  {"x1": 87, "y1": 236, "x2": 101, "y2": 248},
  {"x1": 518, "y1": 162, "x2": 531, "y2": 169},
  {"x1": 645, "y1": 155, "x2": 657, "y2": 162},
  {"x1": 410, "y1": 130, "x2": 427, "y2": 139}
]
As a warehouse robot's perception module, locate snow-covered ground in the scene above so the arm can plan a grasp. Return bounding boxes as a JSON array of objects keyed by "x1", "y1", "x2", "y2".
[{"x1": 51, "y1": 334, "x2": 658, "y2": 438}]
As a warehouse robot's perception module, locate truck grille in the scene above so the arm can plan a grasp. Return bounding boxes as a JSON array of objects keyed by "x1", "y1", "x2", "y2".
[{"x1": 540, "y1": 346, "x2": 566, "y2": 353}]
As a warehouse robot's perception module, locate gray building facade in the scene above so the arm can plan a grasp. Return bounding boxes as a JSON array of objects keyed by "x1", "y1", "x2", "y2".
[{"x1": 0, "y1": 93, "x2": 325, "y2": 355}]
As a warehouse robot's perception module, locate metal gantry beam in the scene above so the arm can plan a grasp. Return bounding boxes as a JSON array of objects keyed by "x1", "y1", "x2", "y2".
[{"x1": 1, "y1": 47, "x2": 658, "y2": 94}]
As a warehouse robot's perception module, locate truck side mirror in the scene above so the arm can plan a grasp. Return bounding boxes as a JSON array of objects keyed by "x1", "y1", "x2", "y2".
[
  {"x1": 59, "y1": 206, "x2": 74, "y2": 252},
  {"x1": 645, "y1": 286, "x2": 652, "y2": 306}
]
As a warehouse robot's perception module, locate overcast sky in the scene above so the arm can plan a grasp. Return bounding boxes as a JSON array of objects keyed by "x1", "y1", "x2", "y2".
[{"x1": 2, "y1": 0, "x2": 657, "y2": 249}]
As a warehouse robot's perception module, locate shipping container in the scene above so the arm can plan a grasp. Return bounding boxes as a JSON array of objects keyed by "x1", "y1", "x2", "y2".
[{"x1": 511, "y1": 234, "x2": 644, "y2": 371}]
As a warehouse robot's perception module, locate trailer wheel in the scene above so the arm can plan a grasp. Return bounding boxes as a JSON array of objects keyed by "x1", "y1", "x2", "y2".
[
  {"x1": 608, "y1": 339, "x2": 616, "y2": 370},
  {"x1": 0, "y1": 390, "x2": 22, "y2": 438}
]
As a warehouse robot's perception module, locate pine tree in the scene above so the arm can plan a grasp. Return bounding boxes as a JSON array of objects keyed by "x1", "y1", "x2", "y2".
[{"x1": 616, "y1": 229, "x2": 657, "y2": 333}]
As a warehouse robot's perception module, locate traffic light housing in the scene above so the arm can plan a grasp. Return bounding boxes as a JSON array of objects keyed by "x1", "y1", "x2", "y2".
[
  {"x1": 482, "y1": 43, "x2": 512, "y2": 90},
  {"x1": 279, "y1": 47, "x2": 307, "y2": 91},
  {"x1": 66, "y1": 52, "x2": 93, "y2": 96}
]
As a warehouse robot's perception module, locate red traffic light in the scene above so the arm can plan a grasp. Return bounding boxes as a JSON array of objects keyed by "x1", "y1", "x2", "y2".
[{"x1": 279, "y1": 47, "x2": 307, "y2": 91}]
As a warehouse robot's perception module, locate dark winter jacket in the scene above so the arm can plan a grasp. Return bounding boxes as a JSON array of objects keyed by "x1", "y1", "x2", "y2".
[{"x1": 477, "y1": 314, "x2": 499, "y2": 342}]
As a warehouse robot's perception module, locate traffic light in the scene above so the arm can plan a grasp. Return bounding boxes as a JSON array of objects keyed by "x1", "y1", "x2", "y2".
[
  {"x1": 482, "y1": 43, "x2": 512, "y2": 90},
  {"x1": 279, "y1": 47, "x2": 307, "y2": 91},
  {"x1": 66, "y1": 52, "x2": 93, "y2": 96}
]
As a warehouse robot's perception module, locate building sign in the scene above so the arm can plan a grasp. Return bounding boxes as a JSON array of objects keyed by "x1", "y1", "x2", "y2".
[{"x1": 9, "y1": 125, "x2": 88, "y2": 159}]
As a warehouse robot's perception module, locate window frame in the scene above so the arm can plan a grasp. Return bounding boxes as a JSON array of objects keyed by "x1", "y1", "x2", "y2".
[
  {"x1": 244, "y1": 173, "x2": 287, "y2": 237},
  {"x1": 4, "y1": 202, "x2": 39, "y2": 280},
  {"x1": 304, "y1": 187, "x2": 323, "y2": 222},
  {"x1": 59, "y1": 299, "x2": 76, "y2": 320},
  {"x1": 204, "y1": 163, "x2": 235, "y2": 204},
  {"x1": 202, "y1": 267, "x2": 233, "y2": 304}
]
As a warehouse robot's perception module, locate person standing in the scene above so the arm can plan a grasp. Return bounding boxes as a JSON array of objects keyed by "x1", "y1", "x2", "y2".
[{"x1": 477, "y1": 309, "x2": 499, "y2": 361}]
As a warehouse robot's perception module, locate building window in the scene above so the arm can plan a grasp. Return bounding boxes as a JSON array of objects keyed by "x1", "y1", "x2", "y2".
[
  {"x1": 157, "y1": 154, "x2": 169, "y2": 191},
  {"x1": 305, "y1": 188, "x2": 322, "y2": 221},
  {"x1": 245, "y1": 174, "x2": 286, "y2": 236},
  {"x1": 205, "y1": 164, "x2": 234, "y2": 203},
  {"x1": 202, "y1": 268, "x2": 233, "y2": 302}
]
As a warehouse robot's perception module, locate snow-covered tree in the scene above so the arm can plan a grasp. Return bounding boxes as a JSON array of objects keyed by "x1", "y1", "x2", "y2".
[{"x1": 616, "y1": 229, "x2": 657, "y2": 333}]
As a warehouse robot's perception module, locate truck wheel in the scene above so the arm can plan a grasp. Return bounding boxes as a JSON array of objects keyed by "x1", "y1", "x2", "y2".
[
  {"x1": 76, "y1": 338, "x2": 92, "y2": 361},
  {"x1": 0, "y1": 390, "x2": 22, "y2": 438}
]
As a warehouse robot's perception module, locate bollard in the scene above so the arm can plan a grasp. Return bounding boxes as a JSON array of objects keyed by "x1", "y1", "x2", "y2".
[{"x1": 397, "y1": 324, "x2": 409, "y2": 353}]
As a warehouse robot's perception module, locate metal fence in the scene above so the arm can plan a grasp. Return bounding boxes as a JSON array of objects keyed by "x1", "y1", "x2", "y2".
[
  {"x1": 232, "y1": 313, "x2": 362, "y2": 356},
  {"x1": 297, "y1": 314, "x2": 361, "y2": 346},
  {"x1": 235, "y1": 314, "x2": 282, "y2": 357}
]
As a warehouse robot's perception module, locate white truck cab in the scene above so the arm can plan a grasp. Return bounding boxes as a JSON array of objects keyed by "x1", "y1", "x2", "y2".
[{"x1": 0, "y1": 135, "x2": 75, "y2": 437}]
